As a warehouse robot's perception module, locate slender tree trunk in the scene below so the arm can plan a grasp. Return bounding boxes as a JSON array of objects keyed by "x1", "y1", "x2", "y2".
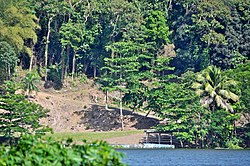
[
  {"x1": 29, "y1": 55, "x2": 33, "y2": 71},
  {"x1": 8, "y1": 65, "x2": 10, "y2": 79},
  {"x1": 119, "y1": 52, "x2": 124, "y2": 130},
  {"x1": 5, "y1": 64, "x2": 10, "y2": 80},
  {"x1": 29, "y1": 46, "x2": 34, "y2": 71},
  {"x1": 72, "y1": 50, "x2": 76, "y2": 81},
  {"x1": 5, "y1": 65, "x2": 7, "y2": 80},
  {"x1": 105, "y1": 90, "x2": 109, "y2": 110},
  {"x1": 145, "y1": 110, "x2": 151, "y2": 117},
  {"x1": 180, "y1": 140, "x2": 183, "y2": 148},
  {"x1": 64, "y1": 44, "x2": 70, "y2": 82},
  {"x1": 83, "y1": 61, "x2": 90, "y2": 75},
  {"x1": 44, "y1": 17, "x2": 53, "y2": 81},
  {"x1": 233, "y1": 118, "x2": 237, "y2": 136},
  {"x1": 60, "y1": 47, "x2": 65, "y2": 83},
  {"x1": 120, "y1": 89, "x2": 124, "y2": 130},
  {"x1": 93, "y1": 65, "x2": 97, "y2": 78}
]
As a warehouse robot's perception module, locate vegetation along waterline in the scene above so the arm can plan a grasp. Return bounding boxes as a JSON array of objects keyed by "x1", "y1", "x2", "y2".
[{"x1": 0, "y1": 0, "x2": 249, "y2": 165}]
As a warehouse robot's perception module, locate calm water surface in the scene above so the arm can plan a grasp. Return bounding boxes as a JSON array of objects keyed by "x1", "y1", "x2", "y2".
[{"x1": 118, "y1": 149, "x2": 250, "y2": 166}]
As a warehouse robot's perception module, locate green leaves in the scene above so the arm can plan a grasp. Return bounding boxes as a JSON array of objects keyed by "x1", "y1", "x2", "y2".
[
  {"x1": 145, "y1": 10, "x2": 171, "y2": 43},
  {"x1": 22, "y1": 72, "x2": 40, "y2": 96},
  {"x1": 0, "y1": 136, "x2": 125, "y2": 165},
  {"x1": 193, "y1": 66, "x2": 239, "y2": 113},
  {"x1": 224, "y1": 62, "x2": 250, "y2": 113},
  {"x1": 0, "y1": 81, "x2": 49, "y2": 145},
  {"x1": 149, "y1": 79, "x2": 207, "y2": 146},
  {"x1": 0, "y1": 41, "x2": 18, "y2": 80},
  {"x1": 0, "y1": 0, "x2": 38, "y2": 55}
]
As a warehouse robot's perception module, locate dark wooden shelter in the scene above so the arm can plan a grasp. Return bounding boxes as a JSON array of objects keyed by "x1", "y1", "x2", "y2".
[{"x1": 142, "y1": 129, "x2": 174, "y2": 145}]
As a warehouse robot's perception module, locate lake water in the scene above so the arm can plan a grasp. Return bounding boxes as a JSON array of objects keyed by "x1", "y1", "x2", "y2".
[{"x1": 118, "y1": 149, "x2": 250, "y2": 166}]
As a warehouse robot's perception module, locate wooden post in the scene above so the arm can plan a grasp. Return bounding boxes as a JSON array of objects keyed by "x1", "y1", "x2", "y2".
[
  {"x1": 158, "y1": 133, "x2": 161, "y2": 144},
  {"x1": 170, "y1": 134, "x2": 173, "y2": 145}
]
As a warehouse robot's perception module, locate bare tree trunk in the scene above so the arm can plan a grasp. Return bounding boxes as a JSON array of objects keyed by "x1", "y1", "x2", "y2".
[
  {"x1": 5, "y1": 64, "x2": 9, "y2": 80},
  {"x1": 105, "y1": 90, "x2": 109, "y2": 110},
  {"x1": 29, "y1": 46, "x2": 34, "y2": 71},
  {"x1": 120, "y1": 89, "x2": 124, "y2": 130},
  {"x1": 93, "y1": 65, "x2": 97, "y2": 78},
  {"x1": 60, "y1": 47, "x2": 65, "y2": 83},
  {"x1": 83, "y1": 61, "x2": 90, "y2": 74},
  {"x1": 145, "y1": 110, "x2": 151, "y2": 117},
  {"x1": 72, "y1": 50, "x2": 76, "y2": 81},
  {"x1": 180, "y1": 140, "x2": 184, "y2": 148},
  {"x1": 64, "y1": 44, "x2": 70, "y2": 81},
  {"x1": 44, "y1": 16, "x2": 53, "y2": 81}
]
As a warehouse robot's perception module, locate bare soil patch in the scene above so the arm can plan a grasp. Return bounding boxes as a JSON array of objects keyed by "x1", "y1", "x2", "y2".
[{"x1": 31, "y1": 80, "x2": 159, "y2": 135}]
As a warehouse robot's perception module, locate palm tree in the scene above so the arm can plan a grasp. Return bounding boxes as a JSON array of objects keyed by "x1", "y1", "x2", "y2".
[
  {"x1": 192, "y1": 66, "x2": 239, "y2": 113},
  {"x1": 193, "y1": 66, "x2": 240, "y2": 144}
]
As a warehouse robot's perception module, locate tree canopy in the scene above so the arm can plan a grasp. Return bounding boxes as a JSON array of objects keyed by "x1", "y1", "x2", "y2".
[{"x1": 0, "y1": 0, "x2": 249, "y2": 148}]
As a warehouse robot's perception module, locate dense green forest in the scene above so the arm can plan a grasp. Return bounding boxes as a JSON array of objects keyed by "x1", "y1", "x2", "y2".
[{"x1": 0, "y1": 0, "x2": 249, "y2": 148}]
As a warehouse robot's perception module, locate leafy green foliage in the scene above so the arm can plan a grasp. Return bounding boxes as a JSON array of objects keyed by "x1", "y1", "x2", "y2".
[
  {"x1": 1, "y1": 0, "x2": 250, "y2": 148},
  {"x1": 0, "y1": 41, "x2": 18, "y2": 81},
  {"x1": 192, "y1": 66, "x2": 239, "y2": 113},
  {"x1": 151, "y1": 82, "x2": 207, "y2": 146},
  {"x1": 191, "y1": 66, "x2": 241, "y2": 147},
  {"x1": 224, "y1": 62, "x2": 250, "y2": 113},
  {"x1": 0, "y1": 0, "x2": 38, "y2": 55},
  {"x1": 0, "y1": 136, "x2": 125, "y2": 166},
  {"x1": 169, "y1": 0, "x2": 249, "y2": 72},
  {"x1": 22, "y1": 72, "x2": 39, "y2": 96},
  {"x1": 148, "y1": 68, "x2": 243, "y2": 148},
  {"x1": 0, "y1": 82, "x2": 49, "y2": 145}
]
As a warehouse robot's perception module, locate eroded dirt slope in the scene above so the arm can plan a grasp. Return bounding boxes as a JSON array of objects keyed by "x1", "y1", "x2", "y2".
[{"x1": 31, "y1": 79, "x2": 159, "y2": 132}]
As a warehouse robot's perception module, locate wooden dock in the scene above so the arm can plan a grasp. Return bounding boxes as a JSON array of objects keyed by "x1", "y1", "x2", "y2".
[
  {"x1": 112, "y1": 129, "x2": 176, "y2": 149},
  {"x1": 113, "y1": 143, "x2": 175, "y2": 149}
]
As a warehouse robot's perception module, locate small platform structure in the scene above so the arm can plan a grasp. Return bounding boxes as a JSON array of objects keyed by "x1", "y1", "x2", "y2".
[{"x1": 142, "y1": 129, "x2": 174, "y2": 146}]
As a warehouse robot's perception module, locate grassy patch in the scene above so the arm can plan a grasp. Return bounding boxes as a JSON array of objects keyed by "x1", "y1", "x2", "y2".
[{"x1": 44, "y1": 130, "x2": 143, "y2": 143}]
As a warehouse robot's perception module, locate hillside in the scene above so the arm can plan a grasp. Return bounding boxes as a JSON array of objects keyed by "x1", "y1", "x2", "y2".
[{"x1": 30, "y1": 79, "x2": 159, "y2": 133}]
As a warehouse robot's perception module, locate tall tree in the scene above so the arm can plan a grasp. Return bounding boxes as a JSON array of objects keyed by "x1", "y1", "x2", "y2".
[
  {"x1": 0, "y1": 41, "x2": 18, "y2": 81},
  {"x1": 0, "y1": 81, "x2": 49, "y2": 145},
  {"x1": 35, "y1": 0, "x2": 66, "y2": 81},
  {"x1": 103, "y1": 41, "x2": 140, "y2": 130},
  {"x1": 0, "y1": 0, "x2": 38, "y2": 68},
  {"x1": 193, "y1": 66, "x2": 240, "y2": 146}
]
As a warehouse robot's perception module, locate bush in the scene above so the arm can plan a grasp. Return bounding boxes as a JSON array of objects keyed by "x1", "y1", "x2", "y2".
[
  {"x1": 22, "y1": 71, "x2": 40, "y2": 96},
  {"x1": 226, "y1": 137, "x2": 243, "y2": 149},
  {"x1": 0, "y1": 136, "x2": 125, "y2": 166}
]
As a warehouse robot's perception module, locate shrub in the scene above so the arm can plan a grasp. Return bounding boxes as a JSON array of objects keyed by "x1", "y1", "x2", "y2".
[
  {"x1": 0, "y1": 136, "x2": 125, "y2": 166},
  {"x1": 22, "y1": 71, "x2": 39, "y2": 96},
  {"x1": 226, "y1": 137, "x2": 243, "y2": 149}
]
